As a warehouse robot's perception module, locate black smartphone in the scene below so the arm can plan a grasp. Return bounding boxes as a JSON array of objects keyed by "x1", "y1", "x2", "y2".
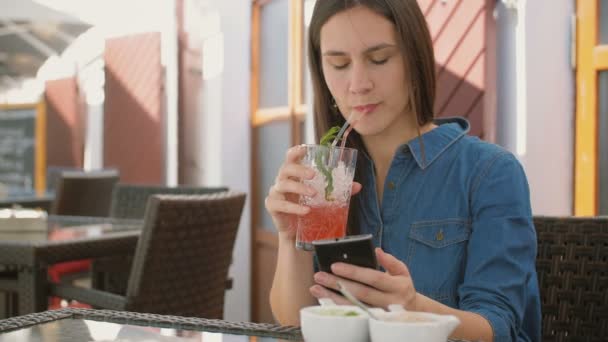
[{"x1": 313, "y1": 234, "x2": 378, "y2": 274}]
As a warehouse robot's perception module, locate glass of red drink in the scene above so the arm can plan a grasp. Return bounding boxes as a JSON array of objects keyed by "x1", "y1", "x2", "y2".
[{"x1": 296, "y1": 144, "x2": 357, "y2": 251}]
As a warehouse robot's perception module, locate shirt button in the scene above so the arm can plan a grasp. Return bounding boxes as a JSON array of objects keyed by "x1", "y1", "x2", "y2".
[
  {"x1": 387, "y1": 181, "x2": 396, "y2": 190},
  {"x1": 402, "y1": 146, "x2": 409, "y2": 154},
  {"x1": 436, "y1": 229, "x2": 444, "y2": 241}
]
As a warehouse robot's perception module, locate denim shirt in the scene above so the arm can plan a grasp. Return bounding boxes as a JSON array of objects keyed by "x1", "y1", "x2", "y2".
[{"x1": 356, "y1": 117, "x2": 541, "y2": 342}]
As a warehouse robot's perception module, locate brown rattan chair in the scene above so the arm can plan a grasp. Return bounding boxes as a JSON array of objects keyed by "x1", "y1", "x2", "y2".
[
  {"x1": 50, "y1": 192, "x2": 246, "y2": 319},
  {"x1": 109, "y1": 184, "x2": 229, "y2": 219},
  {"x1": 46, "y1": 169, "x2": 120, "y2": 307},
  {"x1": 533, "y1": 216, "x2": 608, "y2": 341},
  {"x1": 46, "y1": 166, "x2": 82, "y2": 192},
  {"x1": 93, "y1": 184, "x2": 230, "y2": 293},
  {"x1": 51, "y1": 169, "x2": 120, "y2": 217}
]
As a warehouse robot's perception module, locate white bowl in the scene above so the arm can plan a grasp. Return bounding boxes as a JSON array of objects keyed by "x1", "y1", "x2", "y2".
[
  {"x1": 300, "y1": 299, "x2": 369, "y2": 342},
  {"x1": 369, "y1": 308, "x2": 460, "y2": 342}
]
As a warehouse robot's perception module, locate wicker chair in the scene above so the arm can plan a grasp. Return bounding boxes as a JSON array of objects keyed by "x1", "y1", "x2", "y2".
[
  {"x1": 50, "y1": 192, "x2": 246, "y2": 319},
  {"x1": 50, "y1": 169, "x2": 120, "y2": 217},
  {"x1": 46, "y1": 169, "x2": 120, "y2": 308},
  {"x1": 93, "y1": 184, "x2": 229, "y2": 293},
  {"x1": 533, "y1": 216, "x2": 608, "y2": 341},
  {"x1": 46, "y1": 166, "x2": 82, "y2": 192},
  {"x1": 109, "y1": 184, "x2": 229, "y2": 219}
]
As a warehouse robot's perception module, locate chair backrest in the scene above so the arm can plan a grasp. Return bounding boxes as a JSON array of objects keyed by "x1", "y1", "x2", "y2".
[
  {"x1": 124, "y1": 192, "x2": 246, "y2": 318},
  {"x1": 46, "y1": 166, "x2": 82, "y2": 192},
  {"x1": 51, "y1": 169, "x2": 120, "y2": 217},
  {"x1": 533, "y1": 216, "x2": 608, "y2": 341},
  {"x1": 109, "y1": 184, "x2": 229, "y2": 219}
]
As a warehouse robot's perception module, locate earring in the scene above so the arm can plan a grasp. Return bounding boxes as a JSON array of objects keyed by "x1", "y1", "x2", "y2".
[
  {"x1": 332, "y1": 99, "x2": 340, "y2": 117},
  {"x1": 331, "y1": 99, "x2": 341, "y2": 117}
]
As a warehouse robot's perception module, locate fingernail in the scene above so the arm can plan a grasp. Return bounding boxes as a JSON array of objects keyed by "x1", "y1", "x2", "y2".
[
  {"x1": 331, "y1": 263, "x2": 344, "y2": 273},
  {"x1": 314, "y1": 272, "x2": 327, "y2": 282}
]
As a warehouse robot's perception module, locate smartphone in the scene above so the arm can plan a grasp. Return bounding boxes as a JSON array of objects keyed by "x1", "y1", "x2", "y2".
[{"x1": 313, "y1": 234, "x2": 378, "y2": 274}]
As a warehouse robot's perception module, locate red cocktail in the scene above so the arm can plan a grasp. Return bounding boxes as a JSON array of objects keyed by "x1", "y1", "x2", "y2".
[
  {"x1": 296, "y1": 204, "x2": 349, "y2": 245},
  {"x1": 296, "y1": 145, "x2": 357, "y2": 250}
]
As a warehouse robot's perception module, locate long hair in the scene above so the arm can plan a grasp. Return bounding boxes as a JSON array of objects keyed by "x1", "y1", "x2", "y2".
[{"x1": 307, "y1": 0, "x2": 436, "y2": 234}]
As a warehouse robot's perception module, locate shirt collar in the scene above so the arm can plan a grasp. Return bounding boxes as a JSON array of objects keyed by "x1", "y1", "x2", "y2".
[{"x1": 405, "y1": 117, "x2": 470, "y2": 169}]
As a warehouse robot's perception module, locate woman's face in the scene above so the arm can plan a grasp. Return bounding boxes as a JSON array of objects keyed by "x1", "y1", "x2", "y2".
[{"x1": 320, "y1": 5, "x2": 411, "y2": 138}]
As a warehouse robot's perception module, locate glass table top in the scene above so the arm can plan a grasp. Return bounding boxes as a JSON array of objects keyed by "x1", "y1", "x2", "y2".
[
  {"x1": 0, "y1": 318, "x2": 285, "y2": 342},
  {"x1": 0, "y1": 214, "x2": 142, "y2": 242}
]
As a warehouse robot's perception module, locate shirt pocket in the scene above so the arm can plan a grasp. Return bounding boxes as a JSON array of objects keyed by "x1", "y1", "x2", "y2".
[{"x1": 407, "y1": 219, "x2": 472, "y2": 305}]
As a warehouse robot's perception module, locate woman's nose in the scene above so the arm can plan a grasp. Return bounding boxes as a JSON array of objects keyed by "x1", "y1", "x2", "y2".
[{"x1": 348, "y1": 62, "x2": 373, "y2": 95}]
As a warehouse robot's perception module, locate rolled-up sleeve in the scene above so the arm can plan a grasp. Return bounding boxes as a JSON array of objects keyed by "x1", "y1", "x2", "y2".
[{"x1": 458, "y1": 152, "x2": 537, "y2": 342}]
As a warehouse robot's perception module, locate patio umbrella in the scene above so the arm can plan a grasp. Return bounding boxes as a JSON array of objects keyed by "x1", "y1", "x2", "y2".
[{"x1": 0, "y1": 0, "x2": 91, "y2": 87}]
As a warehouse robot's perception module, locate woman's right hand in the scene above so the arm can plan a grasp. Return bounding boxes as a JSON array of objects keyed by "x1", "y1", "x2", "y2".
[{"x1": 265, "y1": 145, "x2": 317, "y2": 241}]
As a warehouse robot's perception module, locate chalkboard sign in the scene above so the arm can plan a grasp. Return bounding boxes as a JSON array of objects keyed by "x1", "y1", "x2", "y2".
[{"x1": 0, "y1": 103, "x2": 46, "y2": 194}]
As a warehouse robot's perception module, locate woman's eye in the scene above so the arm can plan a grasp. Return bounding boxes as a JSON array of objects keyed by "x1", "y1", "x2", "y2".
[
  {"x1": 371, "y1": 58, "x2": 389, "y2": 65},
  {"x1": 332, "y1": 63, "x2": 349, "y2": 70}
]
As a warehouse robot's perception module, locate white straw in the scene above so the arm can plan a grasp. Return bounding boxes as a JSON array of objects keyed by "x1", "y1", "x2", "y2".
[{"x1": 331, "y1": 111, "x2": 361, "y2": 148}]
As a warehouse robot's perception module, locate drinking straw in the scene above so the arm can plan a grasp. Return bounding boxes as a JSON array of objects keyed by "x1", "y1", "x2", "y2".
[{"x1": 331, "y1": 111, "x2": 362, "y2": 149}]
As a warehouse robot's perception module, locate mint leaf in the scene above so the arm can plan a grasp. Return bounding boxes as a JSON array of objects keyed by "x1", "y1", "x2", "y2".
[
  {"x1": 314, "y1": 149, "x2": 334, "y2": 200},
  {"x1": 315, "y1": 125, "x2": 341, "y2": 200},
  {"x1": 320, "y1": 126, "x2": 340, "y2": 146}
]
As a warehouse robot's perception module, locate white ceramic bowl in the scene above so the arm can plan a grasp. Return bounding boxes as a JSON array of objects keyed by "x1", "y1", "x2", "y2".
[
  {"x1": 369, "y1": 309, "x2": 460, "y2": 342},
  {"x1": 300, "y1": 300, "x2": 369, "y2": 342}
]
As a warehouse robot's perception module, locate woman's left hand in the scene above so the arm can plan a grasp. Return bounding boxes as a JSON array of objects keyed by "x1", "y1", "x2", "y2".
[{"x1": 310, "y1": 248, "x2": 417, "y2": 310}]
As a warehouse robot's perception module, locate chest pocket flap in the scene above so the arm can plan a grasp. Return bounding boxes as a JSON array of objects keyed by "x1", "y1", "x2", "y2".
[{"x1": 409, "y1": 220, "x2": 471, "y2": 248}]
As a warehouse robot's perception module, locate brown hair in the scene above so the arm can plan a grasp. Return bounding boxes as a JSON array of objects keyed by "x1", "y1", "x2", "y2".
[{"x1": 307, "y1": 0, "x2": 436, "y2": 234}]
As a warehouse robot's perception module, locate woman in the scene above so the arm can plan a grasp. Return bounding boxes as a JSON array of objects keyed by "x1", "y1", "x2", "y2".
[{"x1": 265, "y1": 1, "x2": 540, "y2": 341}]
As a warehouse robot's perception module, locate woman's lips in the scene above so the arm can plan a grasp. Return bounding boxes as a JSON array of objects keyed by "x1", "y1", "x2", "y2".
[{"x1": 353, "y1": 103, "x2": 379, "y2": 114}]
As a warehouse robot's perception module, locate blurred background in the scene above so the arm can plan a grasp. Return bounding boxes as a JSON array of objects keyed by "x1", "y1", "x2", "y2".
[{"x1": 0, "y1": 0, "x2": 606, "y2": 323}]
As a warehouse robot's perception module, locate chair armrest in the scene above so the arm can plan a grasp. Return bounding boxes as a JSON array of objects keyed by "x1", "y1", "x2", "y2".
[{"x1": 50, "y1": 283, "x2": 127, "y2": 311}]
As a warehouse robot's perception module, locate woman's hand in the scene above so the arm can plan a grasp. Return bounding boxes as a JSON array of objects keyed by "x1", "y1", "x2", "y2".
[
  {"x1": 265, "y1": 145, "x2": 361, "y2": 241},
  {"x1": 310, "y1": 248, "x2": 417, "y2": 310},
  {"x1": 265, "y1": 146, "x2": 315, "y2": 240}
]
